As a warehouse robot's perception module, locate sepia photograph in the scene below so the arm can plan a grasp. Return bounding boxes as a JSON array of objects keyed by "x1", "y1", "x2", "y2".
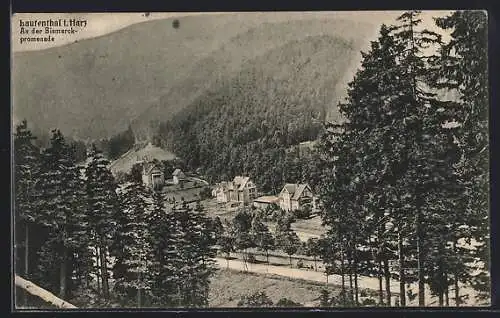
[{"x1": 11, "y1": 10, "x2": 489, "y2": 309}]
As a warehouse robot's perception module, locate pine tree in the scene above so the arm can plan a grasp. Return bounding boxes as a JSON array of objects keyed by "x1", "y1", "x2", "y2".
[
  {"x1": 172, "y1": 201, "x2": 217, "y2": 307},
  {"x1": 147, "y1": 190, "x2": 182, "y2": 306},
  {"x1": 33, "y1": 129, "x2": 90, "y2": 299},
  {"x1": 433, "y1": 10, "x2": 489, "y2": 304},
  {"x1": 317, "y1": 11, "x2": 468, "y2": 307},
  {"x1": 13, "y1": 120, "x2": 40, "y2": 285},
  {"x1": 84, "y1": 144, "x2": 120, "y2": 300},
  {"x1": 112, "y1": 181, "x2": 153, "y2": 307}
]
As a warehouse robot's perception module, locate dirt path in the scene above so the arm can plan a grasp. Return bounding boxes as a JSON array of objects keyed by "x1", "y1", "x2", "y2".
[{"x1": 215, "y1": 257, "x2": 479, "y2": 307}]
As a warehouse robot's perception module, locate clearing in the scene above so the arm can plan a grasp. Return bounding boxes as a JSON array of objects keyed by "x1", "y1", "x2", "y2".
[{"x1": 209, "y1": 268, "x2": 345, "y2": 307}]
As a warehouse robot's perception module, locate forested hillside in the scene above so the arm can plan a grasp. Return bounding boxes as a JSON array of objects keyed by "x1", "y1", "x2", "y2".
[
  {"x1": 13, "y1": 15, "x2": 372, "y2": 141},
  {"x1": 156, "y1": 35, "x2": 357, "y2": 193}
]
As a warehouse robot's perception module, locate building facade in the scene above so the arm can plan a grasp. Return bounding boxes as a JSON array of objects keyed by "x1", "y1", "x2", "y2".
[
  {"x1": 278, "y1": 183, "x2": 313, "y2": 212},
  {"x1": 142, "y1": 162, "x2": 165, "y2": 190},
  {"x1": 213, "y1": 176, "x2": 257, "y2": 205},
  {"x1": 172, "y1": 168, "x2": 187, "y2": 185}
]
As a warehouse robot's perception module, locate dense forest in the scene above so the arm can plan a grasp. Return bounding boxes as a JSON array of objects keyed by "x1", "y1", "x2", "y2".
[
  {"x1": 14, "y1": 124, "x2": 218, "y2": 307},
  {"x1": 155, "y1": 35, "x2": 354, "y2": 193}
]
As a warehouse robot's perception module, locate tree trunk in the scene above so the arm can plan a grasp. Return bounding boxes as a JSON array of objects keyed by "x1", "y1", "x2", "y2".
[
  {"x1": 23, "y1": 224, "x2": 29, "y2": 306},
  {"x1": 266, "y1": 251, "x2": 269, "y2": 265},
  {"x1": 453, "y1": 241, "x2": 460, "y2": 307},
  {"x1": 416, "y1": 216, "x2": 425, "y2": 306},
  {"x1": 289, "y1": 254, "x2": 292, "y2": 268},
  {"x1": 59, "y1": 247, "x2": 67, "y2": 299},
  {"x1": 340, "y1": 247, "x2": 346, "y2": 304},
  {"x1": 353, "y1": 247, "x2": 359, "y2": 306},
  {"x1": 383, "y1": 258, "x2": 391, "y2": 306},
  {"x1": 95, "y1": 246, "x2": 101, "y2": 294},
  {"x1": 314, "y1": 257, "x2": 317, "y2": 271},
  {"x1": 15, "y1": 275, "x2": 77, "y2": 309},
  {"x1": 348, "y1": 257, "x2": 353, "y2": 303},
  {"x1": 445, "y1": 282, "x2": 449, "y2": 306},
  {"x1": 438, "y1": 290, "x2": 444, "y2": 307},
  {"x1": 99, "y1": 244, "x2": 109, "y2": 300},
  {"x1": 137, "y1": 284, "x2": 142, "y2": 308},
  {"x1": 378, "y1": 260, "x2": 384, "y2": 306},
  {"x1": 398, "y1": 232, "x2": 406, "y2": 306},
  {"x1": 354, "y1": 267, "x2": 359, "y2": 306},
  {"x1": 408, "y1": 10, "x2": 425, "y2": 306}
]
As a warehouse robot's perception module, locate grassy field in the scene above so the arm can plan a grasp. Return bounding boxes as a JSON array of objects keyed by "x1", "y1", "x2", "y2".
[{"x1": 209, "y1": 269, "x2": 344, "y2": 307}]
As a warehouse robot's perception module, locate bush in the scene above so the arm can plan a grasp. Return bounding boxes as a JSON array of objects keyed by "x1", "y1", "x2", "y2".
[
  {"x1": 247, "y1": 253, "x2": 257, "y2": 264},
  {"x1": 275, "y1": 298, "x2": 303, "y2": 307},
  {"x1": 296, "y1": 259, "x2": 304, "y2": 269},
  {"x1": 199, "y1": 186, "x2": 212, "y2": 199},
  {"x1": 361, "y1": 298, "x2": 377, "y2": 306},
  {"x1": 237, "y1": 291, "x2": 273, "y2": 307}
]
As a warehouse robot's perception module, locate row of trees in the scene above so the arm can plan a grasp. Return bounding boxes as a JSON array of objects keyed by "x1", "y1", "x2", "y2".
[
  {"x1": 217, "y1": 209, "x2": 302, "y2": 269},
  {"x1": 14, "y1": 122, "x2": 218, "y2": 307},
  {"x1": 316, "y1": 11, "x2": 489, "y2": 307}
]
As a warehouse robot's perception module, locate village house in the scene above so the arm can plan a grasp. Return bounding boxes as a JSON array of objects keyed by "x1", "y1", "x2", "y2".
[
  {"x1": 141, "y1": 162, "x2": 165, "y2": 190},
  {"x1": 253, "y1": 195, "x2": 280, "y2": 210},
  {"x1": 212, "y1": 181, "x2": 230, "y2": 203},
  {"x1": 212, "y1": 176, "x2": 257, "y2": 205},
  {"x1": 278, "y1": 183, "x2": 314, "y2": 212},
  {"x1": 172, "y1": 168, "x2": 187, "y2": 185}
]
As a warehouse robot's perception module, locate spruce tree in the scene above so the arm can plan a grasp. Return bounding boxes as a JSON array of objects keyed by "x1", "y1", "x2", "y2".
[
  {"x1": 147, "y1": 190, "x2": 182, "y2": 306},
  {"x1": 14, "y1": 120, "x2": 40, "y2": 283},
  {"x1": 171, "y1": 201, "x2": 217, "y2": 307},
  {"x1": 112, "y1": 181, "x2": 153, "y2": 307},
  {"x1": 317, "y1": 11, "x2": 469, "y2": 307},
  {"x1": 84, "y1": 144, "x2": 120, "y2": 300},
  {"x1": 33, "y1": 129, "x2": 91, "y2": 299},
  {"x1": 433, "y1": 10, "x2": 489, "y2": 304}
]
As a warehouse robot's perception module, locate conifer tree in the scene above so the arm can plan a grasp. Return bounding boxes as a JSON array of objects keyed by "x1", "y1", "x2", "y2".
[
  {"x1": 14, "y1": 120, "x2": 41, "y2": 282},
  {"x1": 147, "y1": 190, "x2": 183, "y2": 305},
  {"x1": 433, "y1": 10, "x2": 489, "y2": 304},
  {"x1": 171, "y1": 201, "x2": 217, "y2": 307},
  {"x1": 33, "y1": 129, "x2": 91, "y2": 299},
  {"x1": 84, "y1": 144, "x2": 120, "y2": 300},
  {"x1": 112, "y1": 181, "x2": 152, "y2": 307},
  {"x1": 317, "y1": 10, "x2": 469, "y2": 307}
]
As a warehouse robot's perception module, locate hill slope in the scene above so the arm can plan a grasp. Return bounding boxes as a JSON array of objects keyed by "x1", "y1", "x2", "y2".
[
  {"x1": 156, "y1": 34, "x2": 359, "y2": 192},
  {"x1": 13, "y1": 15, "x2": 373, "y2": 141},
  {"x1": 109, "y1": 142, "x2": 177, "y2": 175},
  {"x1": 130, "y1": 18, "x2": 373, "y2": 138}
]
